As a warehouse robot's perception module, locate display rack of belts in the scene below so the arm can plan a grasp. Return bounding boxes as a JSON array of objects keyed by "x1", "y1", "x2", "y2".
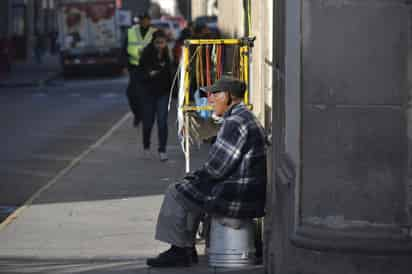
[{"x1": 176, "y1": 38, "x2": 254, "y2": 172}]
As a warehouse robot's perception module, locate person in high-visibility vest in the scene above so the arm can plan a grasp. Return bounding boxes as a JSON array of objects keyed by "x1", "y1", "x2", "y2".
[{"x1": 123, "y1": 13, "x2": 157, "y2": 127}]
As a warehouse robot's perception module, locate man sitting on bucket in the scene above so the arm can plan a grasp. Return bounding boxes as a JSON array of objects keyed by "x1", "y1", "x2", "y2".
[{"x1": 146, "y1": 76, "x2": 267, "y2": 267}]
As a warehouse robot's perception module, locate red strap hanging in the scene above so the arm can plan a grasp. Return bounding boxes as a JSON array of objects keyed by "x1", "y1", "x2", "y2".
[
  {"x1": 216, "y1": 45, "x2": 222, "y2": 80},
  {"x1": 199, "y1": 46, "x2": 205, "y2": 87},
  {"x1": 205, "y1": 45, "x2": 211, "y2": 86}
]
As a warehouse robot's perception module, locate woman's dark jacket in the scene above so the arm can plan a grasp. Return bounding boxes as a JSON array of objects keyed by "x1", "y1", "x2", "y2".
[{"x1": 139, "y1": 43, "x2": 172, "y2": 96}]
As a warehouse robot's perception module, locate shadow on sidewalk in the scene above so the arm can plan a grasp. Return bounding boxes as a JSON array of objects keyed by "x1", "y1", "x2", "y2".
[
  {"x1": 0, "y1": 256, "x2": 263, "y2": 274},
  {"x1": 0, "y1": 257, "x2": 147, "y2": 274}
]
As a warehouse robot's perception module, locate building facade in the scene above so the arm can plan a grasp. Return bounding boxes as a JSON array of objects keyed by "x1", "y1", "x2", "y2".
[{"x1": 271, "y1": 1, "x2": 412, "y2": 273}]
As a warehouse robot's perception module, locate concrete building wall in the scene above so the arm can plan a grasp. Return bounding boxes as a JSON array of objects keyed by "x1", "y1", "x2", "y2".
[
  {"x1": 269, "y1": 0, "x2": 412, "y2": 273},
  {"x1": 216, "y1": 0, "x2": 243, "y2": 37},
  {"x1": 407, "y1": 0, "x2": 412, "y2": 220},
  {"x1": 266, "y1": 1, "x2": 299, "y2": 273},
  {"x1": 249, "y1": 0, "x2": 272, "y2": 124},
  {"x1": 299, "y1": 0, "x2": 407, "y2": 228},
  {"x1": 191, "y1": 0, "x2": 207, "y2": 22}
]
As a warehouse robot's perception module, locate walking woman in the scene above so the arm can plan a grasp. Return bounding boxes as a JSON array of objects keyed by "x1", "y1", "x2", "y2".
[{"x1": 140, "y1": 30, "x2": 173, "y2": 161}]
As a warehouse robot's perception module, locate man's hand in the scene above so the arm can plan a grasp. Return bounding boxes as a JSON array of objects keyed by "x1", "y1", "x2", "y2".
[
  {"x1": 183, "y1": 173, "x2": 197, "y2": 181},
  {"x1": 187, "y1": 112, "x2": 221, "y2": 145}
]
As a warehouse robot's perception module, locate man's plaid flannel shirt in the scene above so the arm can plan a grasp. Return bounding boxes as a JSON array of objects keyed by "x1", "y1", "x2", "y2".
[{"x1": 176, "y1": 102, "x2": 267, "y2": 218}]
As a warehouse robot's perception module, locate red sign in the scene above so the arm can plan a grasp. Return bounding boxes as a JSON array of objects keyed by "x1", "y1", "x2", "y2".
[{"x1": 116, "y1": 0, "x2": 122, "y2": 8}]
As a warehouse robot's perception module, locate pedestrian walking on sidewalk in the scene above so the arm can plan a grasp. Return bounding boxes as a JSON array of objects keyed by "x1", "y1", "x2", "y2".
[
  {"x1": 122, "y1": 13, "x2": 156, "y2": 128},
  {"x1": 140, "y1": 30, "x2": 173, "y2": 161},
  {"x1": 146, "y1": 77, "x2": 267, "y2": 267}
]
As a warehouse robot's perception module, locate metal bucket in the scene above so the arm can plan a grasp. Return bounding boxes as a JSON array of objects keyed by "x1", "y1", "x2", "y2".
[{"x1": 208, "y1": 217, "x2": 256, "y2": 267}]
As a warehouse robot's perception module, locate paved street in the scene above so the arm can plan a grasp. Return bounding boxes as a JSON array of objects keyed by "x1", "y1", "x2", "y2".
[{"x1": 0, "y1": 75, "x2": 129, "y2": 221}]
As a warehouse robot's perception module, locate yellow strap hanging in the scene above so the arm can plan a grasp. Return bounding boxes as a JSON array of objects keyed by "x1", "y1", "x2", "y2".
[
  {"x1": 241, "y1": 45, "x2": 249, "y2": 104},
  {"x1": 183, "y1": 46, "x2": 190, "y2": 106}
]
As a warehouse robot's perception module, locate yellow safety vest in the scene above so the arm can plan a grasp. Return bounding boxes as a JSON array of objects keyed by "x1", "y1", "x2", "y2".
[{"x1": 127, "y1": 26, "x2": 156, "y2": 66}]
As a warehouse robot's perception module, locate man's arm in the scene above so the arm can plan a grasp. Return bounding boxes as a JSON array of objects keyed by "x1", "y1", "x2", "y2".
[{"x1": 200, "y1": 118, "x2": 247, "y2": 180}]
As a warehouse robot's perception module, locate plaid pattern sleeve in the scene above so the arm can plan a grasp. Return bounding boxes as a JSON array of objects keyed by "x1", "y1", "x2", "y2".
[
  {"x1": 203, "y1": 115, "x2": 247, "y2": 179},
  {"x1": 176, "y1": 103, "x2": 267, "y2": 218}
]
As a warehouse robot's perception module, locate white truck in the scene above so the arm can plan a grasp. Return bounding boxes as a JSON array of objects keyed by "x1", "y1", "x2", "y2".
[{"x1": 57, "y1": 0, "x2": 131, "y2": 74}]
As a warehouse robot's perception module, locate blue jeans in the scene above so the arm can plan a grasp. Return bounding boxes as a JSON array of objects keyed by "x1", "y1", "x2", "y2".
[{"x1": 142, "y1": 94, "x2": 169, "y2": 153}]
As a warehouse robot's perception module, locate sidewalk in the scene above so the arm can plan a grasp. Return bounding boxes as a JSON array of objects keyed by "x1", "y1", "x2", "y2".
[
  {"x1": 0, "y1": 112, "x2": 264, "y2": 274},
  {"x1": 0, "y1": 53, "x2": 61, "y2": 88}
]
